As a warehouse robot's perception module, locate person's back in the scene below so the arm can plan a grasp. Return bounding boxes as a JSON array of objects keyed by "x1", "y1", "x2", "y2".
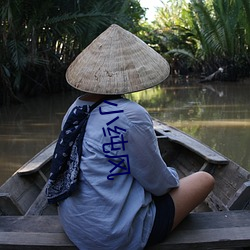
[{"x1": 58, "y1": 97, "x2": 179, "y2": 249}]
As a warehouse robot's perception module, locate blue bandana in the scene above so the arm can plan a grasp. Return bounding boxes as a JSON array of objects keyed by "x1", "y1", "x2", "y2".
[{"x1": 46, "y1": 99, "x2": 105, "y2": 204}]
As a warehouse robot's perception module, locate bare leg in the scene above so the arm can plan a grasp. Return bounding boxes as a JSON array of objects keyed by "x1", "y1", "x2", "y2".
[{"x1": 169, "y1": 171, "x2": 215, "y2": 230}]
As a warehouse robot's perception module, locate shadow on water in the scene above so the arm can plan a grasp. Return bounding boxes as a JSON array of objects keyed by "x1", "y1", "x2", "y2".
[{"x1": 1, "y1": 78, "x2": 250, "y2": 185}]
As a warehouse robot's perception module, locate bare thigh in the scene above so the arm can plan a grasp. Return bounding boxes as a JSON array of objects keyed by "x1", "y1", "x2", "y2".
[{"x1": 169, "y1": 171, "x2": 215, "y2": 230}]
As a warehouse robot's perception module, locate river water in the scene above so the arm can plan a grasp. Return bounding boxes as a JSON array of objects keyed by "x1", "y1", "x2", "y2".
[{"x1": 1, "y1": 78, "x2": 250, "y2": 185}]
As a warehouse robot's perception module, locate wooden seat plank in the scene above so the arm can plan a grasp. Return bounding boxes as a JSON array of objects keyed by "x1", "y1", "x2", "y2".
[
  {"x1": 153, "y1": 120, "x2": 229, "y2": 165},
  {"x1": 0, "y1": 215, "x2": 61, "y2": 232},
  {"x1": 0, "y1": 215, "x2": 76, "y2": 249},
  {"x1": 148, "y1": 210, "x2": 250, "y2": 249},
  {"x1": 17, "y1": 141, "x2": 56, "y2": 175},
  {"x1": 0, "y1": 211, "x2": 250, "y2": 249},
  {"x1": 0, "y1": 232, "x2": 75, "y2": 249},
  {"x1": 152, "y1": 227, "x2": 250, "y2": 250}
]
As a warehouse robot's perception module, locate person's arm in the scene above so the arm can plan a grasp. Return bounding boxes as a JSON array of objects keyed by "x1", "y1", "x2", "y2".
[{"x1": 126, "y1": 115, "x2": 179, "y2": 196}]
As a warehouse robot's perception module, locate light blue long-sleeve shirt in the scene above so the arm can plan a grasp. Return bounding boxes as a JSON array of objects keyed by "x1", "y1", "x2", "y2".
[{"x1": 58, "y1": 97, "x2": 179, "y2": 250}]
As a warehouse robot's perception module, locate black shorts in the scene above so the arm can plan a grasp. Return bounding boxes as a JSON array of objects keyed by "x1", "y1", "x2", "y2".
[{"x1": 146, "y1": 193, "x2": 175, "y2": 247}]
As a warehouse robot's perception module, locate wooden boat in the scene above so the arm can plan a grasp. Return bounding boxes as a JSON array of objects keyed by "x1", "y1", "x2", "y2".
[{"x1": 0, "y1": 119, "x2": 250, "y2": 249}]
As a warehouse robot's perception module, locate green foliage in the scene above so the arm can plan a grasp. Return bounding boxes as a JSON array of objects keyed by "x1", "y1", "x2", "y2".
[
  {"x1": 2, "y1": 0, "x2": 250, "y2": 104},
  {"x1": 0, "y1": 0, "x2": 145, "y2": 104},
  {"x1": 140, "y1": 0, "x2": 250, "y2": 78}
]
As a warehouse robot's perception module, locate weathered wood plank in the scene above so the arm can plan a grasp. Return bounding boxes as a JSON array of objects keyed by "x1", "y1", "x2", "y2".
[
  {"x1": 0, "y1": 232, "x2": 76, "y2": 249},
  {"x1": 17, "y1": 141, "x2": 56, "y2": 175},
  {"x1": 0, "y1": 216, "x2": 76, "y2": 249},
  {"x1": 147, "y1": 210, "x2": 250, "y2": 249},
  {"x1": 153, "y1": 120, "x2": 229, "y2": 164},
  {"x1": 0, "y1": 173, "x2": 44, "y2": 215},
  {"x1": 228, "y1": 181, "x2": 250, "y2": 210},
  {"x1": 0, "y1": 211, "x2": 250, "y2": 250},
  {"x1": 0, "y1": 216, "x2": 61, "y2": 232},
  {"x1": 172, "y1": 210, "x2": 250, "y2": 229},
  {"x1": 25, "y1": 186, "x2": 57, "y2": 216},
  {"x1": 208, "y1": 163, "x2": 250, "y2": 211},
  {"x1": 0, "y1": 193, "x2": 22, "y2": 215},
  {"x1": 150, "y1": 227, "x2": 250, "y2": 250}
]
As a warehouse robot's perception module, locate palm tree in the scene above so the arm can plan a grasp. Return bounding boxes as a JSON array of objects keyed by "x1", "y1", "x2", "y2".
[
  {"x1": 0, "y1": 0, "x2": 145, "y2": 104},
  {"x1": 189, "y1": 0, "x2": 249, "y2": 77},
  {"x1": 147, "y1": 0, "x2": 250, "y2": 78}
]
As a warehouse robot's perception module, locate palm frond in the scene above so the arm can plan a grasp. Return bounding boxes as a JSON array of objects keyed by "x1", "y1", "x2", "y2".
[
  {"x1": 167, "y1": 49, "x2": 198, "y2": 62},
  {"x1": 8, "y1": 40, "x2": 27, "y2": 70}
]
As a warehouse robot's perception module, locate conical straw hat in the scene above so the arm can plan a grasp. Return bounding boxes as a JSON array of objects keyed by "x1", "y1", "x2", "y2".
[{"x1": 66, "y1": 24, "x2": 170, "y2": 94}]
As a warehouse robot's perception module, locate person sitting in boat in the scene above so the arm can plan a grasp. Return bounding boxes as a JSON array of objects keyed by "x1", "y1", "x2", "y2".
[{"x1": 46, "y1": 24, "x2": 214, "y2": 249}]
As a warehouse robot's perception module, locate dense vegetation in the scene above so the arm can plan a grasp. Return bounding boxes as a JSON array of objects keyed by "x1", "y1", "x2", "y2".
[
  {"x1": 140, "y1": 0, "x2": 250, "y2": 80},
  {"x1": 0, "y1": 0, "x2": 144, "y2": 104},
  {"x1": 1, "y1": 0, "x2": 250, "y2": 105}
]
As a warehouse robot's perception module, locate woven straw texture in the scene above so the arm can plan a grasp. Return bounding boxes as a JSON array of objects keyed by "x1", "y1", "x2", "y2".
[{"x1": 66, "y1": 24, "x2": 170, "y2": 94}]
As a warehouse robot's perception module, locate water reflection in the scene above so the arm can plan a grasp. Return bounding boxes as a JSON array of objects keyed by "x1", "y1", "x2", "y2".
[
  {"x1": 0, "y1": 91, "x2": 81, "y2": 185},
  {"x1": 128, "y1": 79, "x2": 250, "y2": 172},
  {"x1": 1, "y1": 79, "x2": 250, "y2": 185}
]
